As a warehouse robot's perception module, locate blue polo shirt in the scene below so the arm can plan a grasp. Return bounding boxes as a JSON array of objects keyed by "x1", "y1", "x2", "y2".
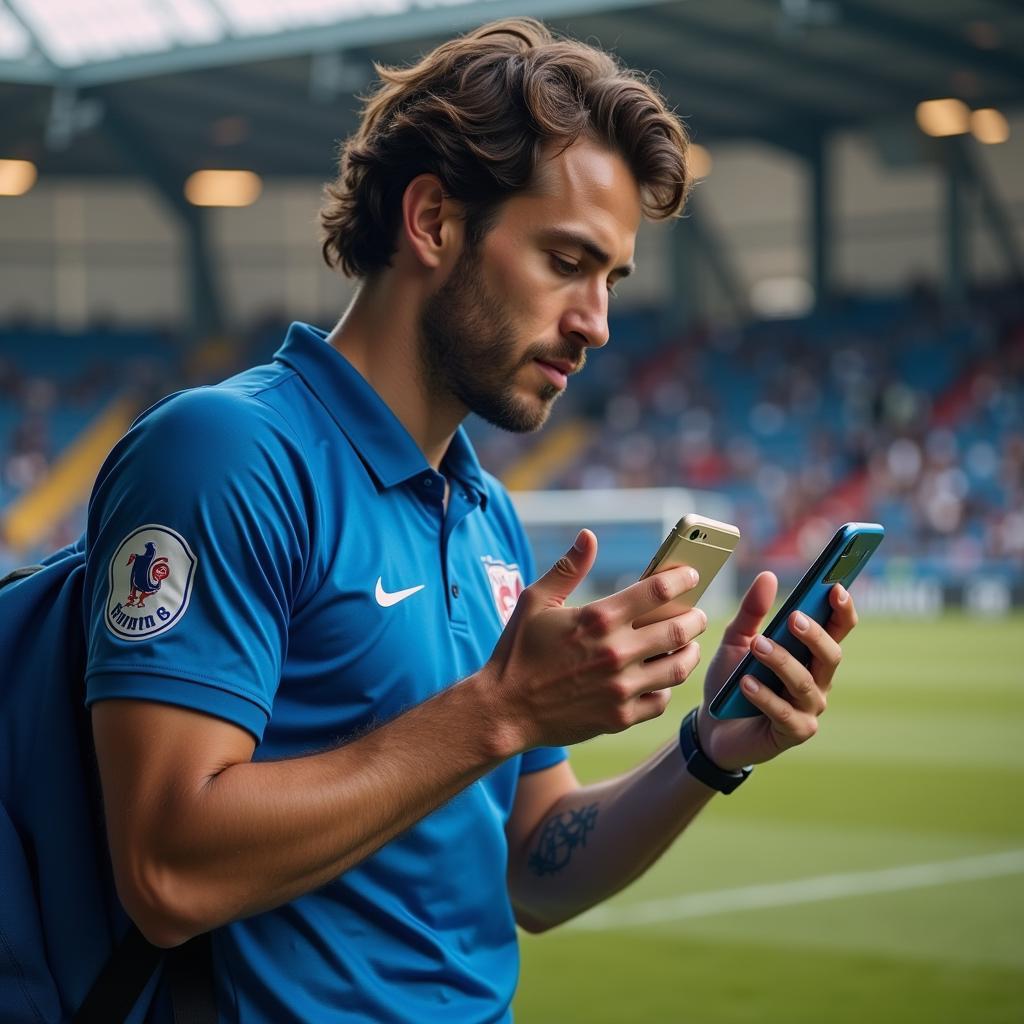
[{"x1": 83, "y1": 322, "x2": 567, "y2": 1023}]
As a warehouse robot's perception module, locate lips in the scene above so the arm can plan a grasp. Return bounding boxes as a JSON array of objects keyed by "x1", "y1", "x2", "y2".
[{"x1": 534, "y1": 359, "x2": 569, "y2": 390}]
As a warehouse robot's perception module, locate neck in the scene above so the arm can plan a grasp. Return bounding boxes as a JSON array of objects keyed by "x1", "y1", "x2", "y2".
[{"x1": 326, "y1": 274, "x2": 465, "y2": 471}]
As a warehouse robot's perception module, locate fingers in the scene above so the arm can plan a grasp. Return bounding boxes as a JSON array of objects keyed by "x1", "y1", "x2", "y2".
[
  {"x1": 626, "y1": 640, "x2": 701, "y2": 696},
  {"x1": 788, "y1": 609, "x2": 843, "y2": 689},
  {"x1": 720, "y1": 571, "x2": 777, "y2": 648},
  {"x1": 825, "y1": 584, "x2": 859, "y2": 643},
  {"x1": 588, "y1": 564, "x2": 699, "y2": 630},
  {"x1": 631, "y1": 607, "x2": 707, "y2": 661},
  {"x1": 748, "y1": 631, "x2": 827, "y2": 715},
  {"x1": 739, "y1": 675, "x2": 819, "y2": 747}
]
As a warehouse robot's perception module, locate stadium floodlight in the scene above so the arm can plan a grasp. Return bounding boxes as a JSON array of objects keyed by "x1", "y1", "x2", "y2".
[
  {"x1": 184, "y1": 169, "x2": 262, "y2": 207},
  {"x1": 915, "y1": 98, "x2": 970, "y2": 138},
  {"x1": 0, "y1": 158, "x2": 37, "y2": 196},
  {"x1": 970, "y1": 108, "x2": 1010, "y2": 145}
]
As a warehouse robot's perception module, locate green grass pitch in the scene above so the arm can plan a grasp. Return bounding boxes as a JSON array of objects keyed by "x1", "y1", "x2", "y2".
[{"x1": 513, "y1": 612, "x2": 1024, "y2": 1023}]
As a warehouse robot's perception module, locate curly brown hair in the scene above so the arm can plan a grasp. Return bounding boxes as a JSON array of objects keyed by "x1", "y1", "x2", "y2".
[{"x1": 319, "y1": 17, "x2": 691, "y2": 278}]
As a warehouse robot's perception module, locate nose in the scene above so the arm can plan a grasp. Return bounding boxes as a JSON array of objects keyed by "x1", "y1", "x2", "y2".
[{"x1": 560, "y1": 279, "x2": 610, "y2": 351}]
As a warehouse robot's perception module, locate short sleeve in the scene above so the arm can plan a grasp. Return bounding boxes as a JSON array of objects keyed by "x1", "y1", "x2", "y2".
[
  {"x1": 519, "y1": 746, "x2": 568, "y2": 774},
  {"x1": 83, "y1": 386, "x2": 314, "y2": 742}
]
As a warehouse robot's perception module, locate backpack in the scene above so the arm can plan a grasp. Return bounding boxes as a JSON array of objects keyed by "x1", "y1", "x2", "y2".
[{"x1": 0, "y1": 550, "x2": 214, "y2": 1023}]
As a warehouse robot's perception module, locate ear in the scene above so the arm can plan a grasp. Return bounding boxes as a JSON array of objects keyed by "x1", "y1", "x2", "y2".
[{"x1": 401, "y1": 174, "x2": 465, "y2": 271}]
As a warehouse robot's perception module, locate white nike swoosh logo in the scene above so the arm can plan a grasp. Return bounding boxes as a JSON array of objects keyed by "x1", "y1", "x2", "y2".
[{"x1": 374, "y1": 577, "x2": 426, "y2": 608}]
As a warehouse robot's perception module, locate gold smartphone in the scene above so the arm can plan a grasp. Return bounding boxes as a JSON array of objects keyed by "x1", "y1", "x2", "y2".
[{"x1": 633, "y1": 513, "x2": 741, "y2": 628}]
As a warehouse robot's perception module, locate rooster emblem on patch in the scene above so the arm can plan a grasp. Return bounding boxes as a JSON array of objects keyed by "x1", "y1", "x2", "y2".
[{"x1": 124, "y1": 542, "x2": 171, "y2": 608}]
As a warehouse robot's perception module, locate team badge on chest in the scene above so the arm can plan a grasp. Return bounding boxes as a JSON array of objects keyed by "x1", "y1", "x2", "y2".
[
  {"x1": 105, "y1": 524, "x2": 197, "y2": 641},
  {"x1": 481, "y1": 556, "x2": 524, "y2": 626}
]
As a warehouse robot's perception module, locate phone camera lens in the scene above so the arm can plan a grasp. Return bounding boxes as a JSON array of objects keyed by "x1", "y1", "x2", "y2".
[{"x1": 689, "y1": 529, "x2": 700, "y2": 541}]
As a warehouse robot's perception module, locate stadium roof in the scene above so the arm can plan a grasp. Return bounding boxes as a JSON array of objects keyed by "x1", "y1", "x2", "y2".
[{"x1": 1, "y1": 0, "x2": 1022, "y2": 179}]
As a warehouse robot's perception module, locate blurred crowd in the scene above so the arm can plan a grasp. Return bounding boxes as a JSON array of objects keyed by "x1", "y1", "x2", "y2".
[
  {"x1": 1, "y1": 286, "x2": 1022, "y2": 579},
  {"x1": 0, "y1": 332, "x2": 173, "y2": 573},
  {"x1": 479, "y1": 284, "x2": 1024, "y2": 575}
]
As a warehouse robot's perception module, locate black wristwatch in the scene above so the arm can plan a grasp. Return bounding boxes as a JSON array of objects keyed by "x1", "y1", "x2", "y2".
[{"x1": 678, "y1": 708, "x2": 752, "y2": 794}]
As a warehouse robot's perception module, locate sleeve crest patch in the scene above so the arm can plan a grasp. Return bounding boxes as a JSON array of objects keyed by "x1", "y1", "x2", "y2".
[{"x1": 105, "y1": 524, "x2": 197, "y2": 641}]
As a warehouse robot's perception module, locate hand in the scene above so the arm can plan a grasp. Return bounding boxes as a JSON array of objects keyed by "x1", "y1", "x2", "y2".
[
  {"x1": 696, "y1": 571, "x2": 859, "y2": 772},
  {"x1": 484, "y1": 529, "x2": 707, "y2": 751}
]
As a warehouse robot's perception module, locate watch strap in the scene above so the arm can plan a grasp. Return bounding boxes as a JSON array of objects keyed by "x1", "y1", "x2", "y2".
[{"x1": 678, "y1": 708, "x2": 751, "y2": 794}]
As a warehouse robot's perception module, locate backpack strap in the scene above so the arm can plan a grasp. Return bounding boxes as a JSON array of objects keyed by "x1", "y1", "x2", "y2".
[
  {"x1": 71, "y1": 925, "x2": 161, "y2": 1024},
  {"x1": 3, "y1": 562, "x2": 218, "y2": 1022},
  {"x1": 0, "y1": 566, "x2": 45, "y2": 590},
  {"x1": 167, "y1": 933, "x2": 217, "y2": 1024}
]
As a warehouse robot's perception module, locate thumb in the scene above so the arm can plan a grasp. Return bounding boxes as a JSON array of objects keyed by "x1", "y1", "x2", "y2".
[
  {"x1": 531, "y1": 529, "x2": 597, "y2": 608},
  {"x1": 722, "y1": 570, "x2": 777, "y2": 646}
]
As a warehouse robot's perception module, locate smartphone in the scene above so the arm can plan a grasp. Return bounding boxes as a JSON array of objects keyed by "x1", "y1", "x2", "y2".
[
  {"x1": 708, "y1": 522, "x2": 885, "y2": 719},
  {"x1": 633, "y1": 513, "x2": 740, "y2": 629}
]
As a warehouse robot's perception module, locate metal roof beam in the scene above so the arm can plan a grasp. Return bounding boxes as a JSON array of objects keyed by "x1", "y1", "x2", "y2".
[
  {"x1": 834, "y1": 0, "x2": 1024, "y2": 90},
  {"x1": 642, "y1": 7, "x2": 919, "y2": 106},
  {"x1": 580, "y1": 15, "x2": 844, "y2": 128},
  {"x1": 100, "y1": 97, "x2": 224, "y2": 336},
  {"x1": 2, "y1": 0, "x2": 681, "y2": 88},
  {"x1": 684, "y1": 194, "x2": 749, "y2": 322},
  {"x1": 0, "y1": 56, "x2": 50, "y2": 84},
  {"x1": 952, "y1": 138, "x2": 1024, "y2": 283}
]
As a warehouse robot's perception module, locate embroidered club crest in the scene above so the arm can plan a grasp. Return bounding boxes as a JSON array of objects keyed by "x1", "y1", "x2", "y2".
[
  {"x1": 105, "y1": 524, "x2": 197, "y2": 641},
  {"x1": 481, "y1": 556, "x2": 525, "y2": 626}
]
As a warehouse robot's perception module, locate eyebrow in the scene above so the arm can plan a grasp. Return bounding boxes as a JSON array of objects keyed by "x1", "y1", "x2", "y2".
[{"x1": 543, "y1": 228, "x2": 635, "y2": 279}]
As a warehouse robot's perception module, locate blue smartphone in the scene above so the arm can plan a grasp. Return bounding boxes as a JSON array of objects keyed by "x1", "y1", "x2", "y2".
[{"x1": 709, "y1": 522, "x2": 885, "y2": 719}]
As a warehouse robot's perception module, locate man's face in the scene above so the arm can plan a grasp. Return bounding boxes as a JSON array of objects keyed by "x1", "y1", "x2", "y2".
[{"x1": 419, "y1": 138, "x2": 641, "y2": 433}]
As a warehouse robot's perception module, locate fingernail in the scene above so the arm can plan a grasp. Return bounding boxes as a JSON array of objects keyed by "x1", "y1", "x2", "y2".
[
  {"x1": 753, "y1": 635, "x2": 772, "y2": 654},
  {"x1": 742, "y1": 677, "x2": 759, "y2": 694},
  {"x1": 793, "y1": 612, "x2": 808, "y2": 632},
  {"x1": 836, "y1": 585, "x2": 848, "y2": 604},
  {"x1": 699, "y1": 609, "x2": 708, "y2": 630},
  {"x1": 572, "y1": 530, "x2": 586, "y2": 551},
  {"x1": 688, "y1": 568, "x2": 700, "y2": 586}
]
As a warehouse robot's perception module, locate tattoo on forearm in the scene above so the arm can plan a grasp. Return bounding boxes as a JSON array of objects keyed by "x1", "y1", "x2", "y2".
[{"x1": 527, "y1": 803, "x2": 599, "y2": 876}]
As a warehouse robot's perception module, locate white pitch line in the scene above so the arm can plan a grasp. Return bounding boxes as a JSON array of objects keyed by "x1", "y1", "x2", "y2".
[{"x1": 569, "y1": 849, "x2": 1024, "y2": 931}]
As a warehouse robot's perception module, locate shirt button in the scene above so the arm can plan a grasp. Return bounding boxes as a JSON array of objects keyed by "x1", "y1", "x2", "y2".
[
  {"x1": 423, "y1": 477, "x2": 433, "y2": 487},
  {"x1": 450, "y1": 583, "x2": 460, "y2": 598}
]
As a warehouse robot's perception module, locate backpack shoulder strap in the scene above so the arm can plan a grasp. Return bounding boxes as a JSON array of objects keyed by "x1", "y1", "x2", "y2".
[{"x1": 0, "y1": 565, "x2": 45, "y2": 590}]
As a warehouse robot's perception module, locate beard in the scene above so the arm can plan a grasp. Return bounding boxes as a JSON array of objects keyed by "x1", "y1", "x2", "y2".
[{"x1": 419, "y1": 246, "x2": 582, "y2": 433}]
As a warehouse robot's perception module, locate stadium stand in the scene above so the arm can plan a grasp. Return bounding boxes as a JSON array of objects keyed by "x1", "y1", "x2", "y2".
[{"x1": 2, "y1": 288, "x2": 1021, "y2": 590}]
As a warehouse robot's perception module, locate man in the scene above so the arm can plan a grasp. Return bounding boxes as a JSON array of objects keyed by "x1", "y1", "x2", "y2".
[{"x1": 85, "y1": 18, "x2": 857, "y2": 1022}]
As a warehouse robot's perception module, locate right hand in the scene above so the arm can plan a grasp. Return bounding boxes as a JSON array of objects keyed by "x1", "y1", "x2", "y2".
[{"x1": 483, "y1": 529, "x2": 706, "y2": 751}]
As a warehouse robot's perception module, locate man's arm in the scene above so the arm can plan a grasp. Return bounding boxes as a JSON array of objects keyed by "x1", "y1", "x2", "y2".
[
  {"x1": 93, "y1": 679, "x2": 512, "y2": 948},
  {"x1": 94, "y1": 531, "x2": 707, "y2": 947},
  {"x1": 505, "y1": 572, "x2": 858, "y2": 932}
]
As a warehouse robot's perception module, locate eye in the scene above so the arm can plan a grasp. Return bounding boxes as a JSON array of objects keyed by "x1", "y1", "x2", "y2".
[{"x1": 550, "y1": 253, "x2": 579, "y2": 277}]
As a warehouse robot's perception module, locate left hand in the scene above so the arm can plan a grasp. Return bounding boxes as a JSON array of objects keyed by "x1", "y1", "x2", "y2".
[{"x1": 696, "y1": 571, "x2": 859, "y2": 772}]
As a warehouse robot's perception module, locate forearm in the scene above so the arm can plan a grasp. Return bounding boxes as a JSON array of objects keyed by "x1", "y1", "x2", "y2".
[
  {"x1": 121, "y1": 675, "x2": 514, "y2": 945},
  {"x1": 509, "y1": 735, "x2": 716, "y2": 931}
]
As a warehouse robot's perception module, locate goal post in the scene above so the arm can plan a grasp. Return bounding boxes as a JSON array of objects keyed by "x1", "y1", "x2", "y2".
[{"x1": 510, "y1": 487, "x2": 738, "y2": 615}]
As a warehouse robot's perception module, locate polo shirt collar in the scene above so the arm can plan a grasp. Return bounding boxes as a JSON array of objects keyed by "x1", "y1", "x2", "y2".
[{"x1": 274, "y1": 322, "x2": 487, "y2": 503}]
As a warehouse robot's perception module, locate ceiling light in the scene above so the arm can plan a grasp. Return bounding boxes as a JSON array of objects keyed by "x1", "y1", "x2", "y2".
[
  {"x1": 689, "y1": 144, "x2": 712, "y2": 180},
  {"x1": 0, "y1": 159, "x2": 37, "y2": 196},
  {"x1": 915, "y1": 98, "x2": 970, "y2": 138},
  {"x1": 971, "y1": 108, "x2": 1009, "y2": 145},
  {"x1": 184, "y1": 169, "x2": 262, "y2": 207}
]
